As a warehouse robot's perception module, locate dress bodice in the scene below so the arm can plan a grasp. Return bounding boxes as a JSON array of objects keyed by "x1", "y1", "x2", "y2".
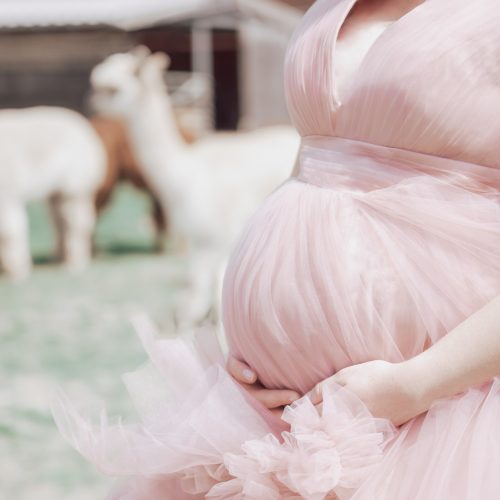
[{"x1": 285, "y1": 0, "x2": 500, "y2": 169}]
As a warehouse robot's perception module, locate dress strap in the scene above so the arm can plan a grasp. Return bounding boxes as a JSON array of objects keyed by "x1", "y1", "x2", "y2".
[{"x1": 284, "y1": 0, "x2": 357, "y2": 136}]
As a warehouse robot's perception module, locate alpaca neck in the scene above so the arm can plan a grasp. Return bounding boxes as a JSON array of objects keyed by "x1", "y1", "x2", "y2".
[
  {"x1": 123, "y1": 88, "x2": 197, "y2": 221},
  {"x1": 128, "y1": 89, "x2": 187, "y2": 159}
]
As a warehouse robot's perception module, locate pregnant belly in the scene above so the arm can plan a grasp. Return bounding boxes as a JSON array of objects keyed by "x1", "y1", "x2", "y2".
[{"x1": 222, "y1": 168, "x2": 500, "y2": 394}]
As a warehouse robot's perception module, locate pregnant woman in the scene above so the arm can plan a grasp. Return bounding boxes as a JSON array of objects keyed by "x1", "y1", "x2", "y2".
[{"x1": 55, "y1": 0, "x2": 500, "y2": 498}]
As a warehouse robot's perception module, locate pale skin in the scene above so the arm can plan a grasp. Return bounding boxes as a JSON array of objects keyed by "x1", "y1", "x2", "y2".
[{"x1": 228, "y1": 295, "x2": 500, "y2": 426}]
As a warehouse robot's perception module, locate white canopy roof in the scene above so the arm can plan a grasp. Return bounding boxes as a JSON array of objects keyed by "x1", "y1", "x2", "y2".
[{"x1": 0, "y1": 0, "x2": 301, "y2": 31}]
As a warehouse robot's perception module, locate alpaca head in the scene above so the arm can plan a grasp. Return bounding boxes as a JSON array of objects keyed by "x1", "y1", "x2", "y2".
[{"x1": 90, "y1": 46, "x2": 171, "y2": 117}]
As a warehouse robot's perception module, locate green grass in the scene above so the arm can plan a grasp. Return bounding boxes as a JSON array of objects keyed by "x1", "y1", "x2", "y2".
[{"x1": 0, "y1": 184, "x2": 187, "y2": 500}]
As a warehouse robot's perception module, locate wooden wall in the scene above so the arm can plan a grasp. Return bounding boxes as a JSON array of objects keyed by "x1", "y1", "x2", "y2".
[
  {"x1": 0, "y1": 27, "x2": 199, "y2": 113},
  {"x1": 0, "y1": 16, "x2": 292, "y2": 130}
]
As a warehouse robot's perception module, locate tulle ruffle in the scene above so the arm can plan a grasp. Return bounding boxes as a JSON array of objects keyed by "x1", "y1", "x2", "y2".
[
  {"x1": 352, "y1": 378, "x2": 500, "y2": 500},
  {"x1": 53, "y1": 317, "x2": 395, "y2": 500},
  {"x1": 209, "y1": 384, "x2": 394, "y2": 500}
]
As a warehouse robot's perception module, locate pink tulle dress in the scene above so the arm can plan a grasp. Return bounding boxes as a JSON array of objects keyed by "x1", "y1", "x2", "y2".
[{"x1": 55, "y1": 0, "x2": 500, "y2": 498}]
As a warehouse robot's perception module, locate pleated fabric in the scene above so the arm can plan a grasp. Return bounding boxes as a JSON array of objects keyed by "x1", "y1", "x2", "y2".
[{"x1": 54, "y1": 0, "x2": 500, "y2": 498}]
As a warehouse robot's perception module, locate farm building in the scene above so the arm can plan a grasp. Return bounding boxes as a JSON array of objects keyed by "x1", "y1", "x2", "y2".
[{"x1": 0, "y1": 0, "x2": 314, "y2": 131}]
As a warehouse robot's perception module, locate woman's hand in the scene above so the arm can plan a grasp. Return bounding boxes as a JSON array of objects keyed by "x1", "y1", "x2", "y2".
[
  {"x1": 309, "y1": 295, "x2": 500, "y2": 426},
  {"x1": 227, "y1": 357, "x2": 301, "y2": 417},
  {"x1": 228, "y1": 356, "x2": 431, "y2": 426},
  {"x1": 307, "y1": 360, "x2": 430, "y2": 426},
  {"x1": 228, "y1": 296, "x2": 500, "y2": 427}
]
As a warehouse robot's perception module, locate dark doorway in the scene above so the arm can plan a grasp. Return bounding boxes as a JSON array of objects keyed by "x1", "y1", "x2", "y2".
[
  {"x1": 212, "y1": 28, "x2": 239, "y2": 130},
  {"x1": 137, "y1": 26, "x2": 192, "y2": 72}
]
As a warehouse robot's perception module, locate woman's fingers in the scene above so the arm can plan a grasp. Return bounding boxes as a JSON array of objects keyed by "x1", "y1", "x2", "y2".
[
  {"x1": 227, "y1": 356, "x2": 257, "y2": 384},
  {"x1": 254, "y1": 388, "x2": 300, "y2": 409},
  {"x1": 306, "y1": 383, "x2": 323, "y2": 405},
  {"x1": 226, "y1": 356, "x2": 301, "y2": 410},
  {"x1": 306, "y1": 371, "x2": 345, "y2": 405}
]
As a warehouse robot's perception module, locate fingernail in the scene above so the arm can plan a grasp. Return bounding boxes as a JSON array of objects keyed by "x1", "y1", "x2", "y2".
[
  {"x1": 243, "y1": 369, "x2": 255, "y2": 381},
  {"x1": 288, "y1": 393, "x2": 300, "y2": 403}
]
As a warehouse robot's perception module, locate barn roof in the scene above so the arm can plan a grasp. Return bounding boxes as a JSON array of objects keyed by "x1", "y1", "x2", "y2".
[{"x1": 0, "y1": 0, "x2": 304, "y2": 31}]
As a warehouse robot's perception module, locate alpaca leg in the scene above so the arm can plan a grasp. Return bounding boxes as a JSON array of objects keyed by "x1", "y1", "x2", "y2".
[
  {"x1": 176, "y1": 249, "x2": 219, "y2": 327},
  {"x1": 0, "y1": 199, "x2": 32, "y2": 280},
  {"x1": 54, "y1": 194, "x2": 95, "y2": 271},
  {"x1": 152, "y1": 197, "x2": 167, "y2": 252},
  {"x1": 91, "y1": 190, "x2": 107, "y2": 257},
  {"x1": 49, "y1": 194, "x2": 65, "y2": 262},
  {"x1": 95, "y1": 182, "x2": 113, "y2": 216}
]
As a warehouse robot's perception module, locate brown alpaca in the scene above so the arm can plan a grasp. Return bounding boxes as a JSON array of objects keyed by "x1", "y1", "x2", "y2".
[{"x1": 91, "y1": 116, "x2": 167, "y2": 250}]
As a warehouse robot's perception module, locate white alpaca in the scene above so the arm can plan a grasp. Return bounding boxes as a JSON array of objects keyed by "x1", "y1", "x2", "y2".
[
  {"x1": 0, "y1": 107, "x2": 106, "y2": 279},
  {"x1": 90, "y1": 48, "x2": 299, "y2": 323}
]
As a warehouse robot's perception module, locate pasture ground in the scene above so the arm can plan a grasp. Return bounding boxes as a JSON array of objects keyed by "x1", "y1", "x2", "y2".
[{"x1": 0, "y1": 185, "x2": 187, "y2": 499}]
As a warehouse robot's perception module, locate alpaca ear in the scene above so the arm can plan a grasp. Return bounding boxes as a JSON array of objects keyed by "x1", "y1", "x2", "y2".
[
  {"x1": 135, "y1": 51, "x2": 171, "y2": 86},
  {"x1": 149, "y1": 52, "x2": 171, "y2": 71},
  {"x1": 130, "y1": 45, "x2": 151, "y2": 61}
]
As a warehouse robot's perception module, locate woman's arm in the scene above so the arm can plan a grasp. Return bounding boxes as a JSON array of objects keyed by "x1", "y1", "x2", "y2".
[
  {"x1": 317, "y1": 294, "x2": 500, "y2": 425},
  {"x1": 405, "y1": 294, "x2": 500, "y2": 405},
  {"x1": 228, "y1": 294, "x2": 500, "y2": 425}
]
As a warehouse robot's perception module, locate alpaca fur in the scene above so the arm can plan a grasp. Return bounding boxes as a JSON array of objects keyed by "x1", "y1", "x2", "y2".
[
  {"x1": 90, "y1": 47, "x2": 300, "y2": 324},
  {"x1": 91, "y1": 116, "x2": 167, "y2": 250},
  {"x1": 0, "y1": 107, "x2": 106, "y2": 279}
]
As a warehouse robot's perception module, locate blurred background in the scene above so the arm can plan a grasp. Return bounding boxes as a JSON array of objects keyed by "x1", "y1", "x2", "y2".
[{"x1": 0, "y1": 0, "x2": 313, "y2": 498}]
